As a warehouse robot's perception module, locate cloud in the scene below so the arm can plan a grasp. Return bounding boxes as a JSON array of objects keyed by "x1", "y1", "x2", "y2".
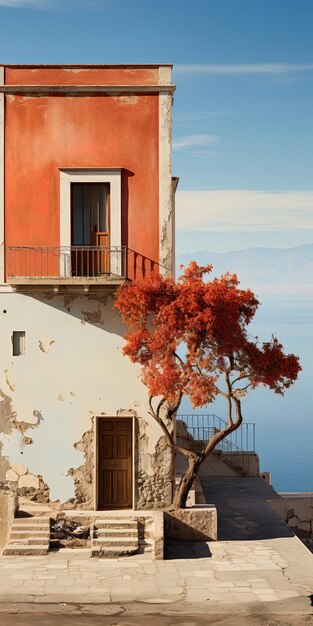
[
  {"x1": 176, "y1": 190, "x2": 313, "y2": 232},
  {"x1": 173, "y1": 134, "x2": 219, "y2": 151},
  {"x1": 175, "y1": 63, "x2": 313, "y2": 76},
  {"x1": 0, "y1": 0, "x2": 50, "y2": 6},
  {"x1": 0, "y1": 0, "x2": 111, "y2": 8}
]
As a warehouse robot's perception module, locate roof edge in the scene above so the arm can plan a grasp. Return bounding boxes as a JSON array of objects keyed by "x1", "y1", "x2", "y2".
[{"x1": 0, "y1": 63, "x2": 173, "y2": 69}]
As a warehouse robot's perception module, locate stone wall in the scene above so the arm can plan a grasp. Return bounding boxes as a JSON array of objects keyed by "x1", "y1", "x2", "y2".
[
  {"x1": 268, "y1": 494, "x2": 313, "y2": 544},
  {"x1": 165, "y1": 506, "x2": 218, "y2": 542},
  {"x1": 0, "y1": 292, "x2": 174, "y2": 510},
  {"x1": 0, "y1": 483, "x2": 17, "y2": 553}
]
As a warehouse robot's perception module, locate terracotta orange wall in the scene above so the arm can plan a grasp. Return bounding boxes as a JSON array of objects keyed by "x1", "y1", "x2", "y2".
[
  {"x1": 5, "y1": 66, "x2": 161, "y2": 86},
  {"x1": 5, "y1": 93, "x2": 159, "y2": 277}
]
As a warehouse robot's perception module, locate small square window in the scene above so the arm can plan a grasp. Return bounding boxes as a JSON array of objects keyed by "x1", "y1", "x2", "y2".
[{"x1": 12, "y1": 331, "x2": 25, "y2": 356}]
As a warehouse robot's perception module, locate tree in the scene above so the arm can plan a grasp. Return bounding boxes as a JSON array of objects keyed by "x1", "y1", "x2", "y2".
[{"x1": 115, "y1": 263, "x2": 301, "y2": 509}]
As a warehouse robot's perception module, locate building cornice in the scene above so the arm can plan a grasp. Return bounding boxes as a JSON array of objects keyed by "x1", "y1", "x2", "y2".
[
  {"x1": 0, "y1": 84, "x2": 175, "y2": 95},
  {"x1": 0, "y1": 63, "x2": 173, "y2": 69}
]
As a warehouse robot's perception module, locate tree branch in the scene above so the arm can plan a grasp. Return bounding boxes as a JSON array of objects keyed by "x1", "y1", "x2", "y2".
[
  {"x1": 175, "y1": 444, "x2": 198, "y2": 461},
  {"x1": 233, "y1": 382, "x2": 252, "y2": 394},
  {"x1": 156, "y1": 397, "x2": 166, "y2": 420},
  {"x1": 174, "y1": 351, "x2": 185, "y2": 368},
  {"x1": 201, "y1": 396, "x2": 243, "y2": 460},
  {"x1": 148, "y1": 396, "x2": 175, "y2": 450},
  {"x1": 216, "y1": 387, "x2": 229, "y2": 400},
  {"x1": 224, "y1": 370, "x2": 233, "y2": 426},
  {"x1": 231, "y1": 374, "x2": 249, "y2": 387}
]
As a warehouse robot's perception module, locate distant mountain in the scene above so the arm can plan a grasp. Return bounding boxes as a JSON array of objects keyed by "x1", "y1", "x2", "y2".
[{"x1": 177, "y1": 244, "x2": 313, "y2": 294}]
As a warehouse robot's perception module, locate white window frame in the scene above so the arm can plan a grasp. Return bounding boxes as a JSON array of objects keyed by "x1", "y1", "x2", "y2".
[{"x1": 59, "y1": 168, "x2": 122, "y2": 277}]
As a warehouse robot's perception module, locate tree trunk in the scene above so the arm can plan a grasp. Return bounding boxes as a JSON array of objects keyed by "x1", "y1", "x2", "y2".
[
  {"x1": 173, "y1": 454, "x2": 202, "y2": 509},
  {"x1": 172, "y1": 399, "x2": 243, "y2": 509}
]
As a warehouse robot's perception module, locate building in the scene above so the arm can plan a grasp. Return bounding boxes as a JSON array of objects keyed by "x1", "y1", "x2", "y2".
[{"x1": 0, "y1": 64, "x2": 177, "y2": 515}]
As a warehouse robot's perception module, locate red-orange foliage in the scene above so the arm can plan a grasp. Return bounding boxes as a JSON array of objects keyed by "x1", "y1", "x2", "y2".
[{"x1": 115, "y1": 263, "x2": 301, "y2": 406}]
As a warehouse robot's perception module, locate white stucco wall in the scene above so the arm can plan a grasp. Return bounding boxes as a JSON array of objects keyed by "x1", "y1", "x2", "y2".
[{"x1": 0, "y1": 290, "x2": 164, "y2": 504}]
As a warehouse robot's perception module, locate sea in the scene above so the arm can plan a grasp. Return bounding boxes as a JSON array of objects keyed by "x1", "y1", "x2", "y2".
[{"x1": 180, "y1": 294, "x2": 313, "y2": 493}]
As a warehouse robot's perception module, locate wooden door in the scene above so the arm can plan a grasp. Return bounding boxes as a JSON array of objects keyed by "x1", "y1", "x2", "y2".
[{"x1": 97, "y1": 418, "x2": 132, "y2": 510}]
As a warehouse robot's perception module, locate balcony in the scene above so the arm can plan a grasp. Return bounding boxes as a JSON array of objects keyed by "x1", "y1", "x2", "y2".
[{"x1": 7, "y1": 246, "x2": 127, "y2": 291}]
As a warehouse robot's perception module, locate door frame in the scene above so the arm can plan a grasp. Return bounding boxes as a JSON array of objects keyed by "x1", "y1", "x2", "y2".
[
  {"x1": 94, "y1": 415, "x2": 135, "y2": 511},
  {"x1": 59, "y1": 168, "x2": 122, "y2": 277}
]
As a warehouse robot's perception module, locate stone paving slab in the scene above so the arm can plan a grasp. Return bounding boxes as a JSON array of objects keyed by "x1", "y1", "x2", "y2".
[{"x1": 0, "y1": 533, "x2": 312, "y2": 614}]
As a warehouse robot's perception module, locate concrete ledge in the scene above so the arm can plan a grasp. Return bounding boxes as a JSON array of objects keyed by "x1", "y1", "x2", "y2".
[
  {"x1": 268, "y1": 494, "x2": 313, "y2": 540},
  {"x1": 165, "y1": 505, "x2": 218, "y2": 542},
  {"x1": 0, "y1": 484, "x2": 18, "y2": 554},
  {"x1": 153, "y1": 511, "x2": 164, "y2": 560}
]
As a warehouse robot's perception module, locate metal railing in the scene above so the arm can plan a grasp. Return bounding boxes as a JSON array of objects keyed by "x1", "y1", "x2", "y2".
[
  {"x1": 177, "y1": 413, "x2": 256, "y2": 476},
  {"x1": 7, "y1": 246, "x2": 127, "y2": 280}
]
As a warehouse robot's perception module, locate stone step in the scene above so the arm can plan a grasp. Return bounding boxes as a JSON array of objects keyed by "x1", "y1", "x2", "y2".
[
  {"x1": 92, "y1": 537, "x2": 138, "y2": 548},
  {"x1": 10, "y1": 530, "x2": 49, "y2": 539},
  {"x1": 13, "y1": 516, "x2": 50, "y2": 526},
  {"x1": 8, "y1": 537, "x2": 50, "y2": 546},
  {"x1": 91, "y1": 546, "x2": 139, "y2": 558},
  {"x1": 14, "y1": 514, "x2": 50, "y2": 523},
  {"x1": 91, "y1": 517, "x2": 139, "y2": 558},
  {"x1": 95, "y1": 520, "x2": 137, "y2": 529},
  {"x1": 11, "y1": 523, "x2": 50, "y2": 532},
  {"x1": 94, "y1": 528, "x2": 138, "y2": 537},
  {"x1": 18, "y1": 500, "x2": 52, "y2": 512},
  {"x1": 3, "y1": 544, "x2": 49, "y2": 556}
]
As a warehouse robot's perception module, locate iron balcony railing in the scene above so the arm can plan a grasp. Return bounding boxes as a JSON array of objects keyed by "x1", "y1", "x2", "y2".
[
  {"x1": 7, "y1": 246, "x2": 127, "y2": 281},
  {"x1": 177, "y1": 413, "x2": 256, "y2": 475}
]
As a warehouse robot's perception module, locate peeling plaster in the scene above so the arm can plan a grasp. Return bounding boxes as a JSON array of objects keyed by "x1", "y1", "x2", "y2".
[
  {"x1": 113, "y1": 95, "x2": 139, "y2": 105},
  {"x1": 38, "y1": 339, "x2": 55, "y2": 353},
  {"x1": 0, "y1": 441, "x2": 10, "y2": 480},
  {"x1": 8, "y1": 409, "x2": 41, "y2": 436},
  {"x1": 4, "y1": 457, "x2": 50, "y2": 503},
  {"x1": 137, "y1": 435, "x2": 173, "y2": 510},
  {"x1": 21, "y1": 436, "x2": 33, "y2": 446},
  {"x1": 4, "y1": 370, "x2": 15, "y2": 392},
  {"x1": 0, "y1": 390, "x2": 14, "y2": 435},
  {"x1": 63, "y1": 294, "x2": 76, "y2": 312},
  {"x1": 0, "y1": 390, "x2": 39, "y2": 481},
  {"x1": 67, "y1": 423, "x2": 94, "y2": 509},
  {"x1": 81, "y1": 308, "x2": 103, "y2": 325},
  {"x1": 32, "y1": 410, "x2": 43, "y2": 422}
]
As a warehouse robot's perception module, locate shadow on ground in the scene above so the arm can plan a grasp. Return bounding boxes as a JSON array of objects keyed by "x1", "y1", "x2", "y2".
[
  {"x1": 165, "y1": 539, "x2": 212, "y2": 559},
  {"x1": 200, "y1": 477, "x2": 295, "y2": 541}
]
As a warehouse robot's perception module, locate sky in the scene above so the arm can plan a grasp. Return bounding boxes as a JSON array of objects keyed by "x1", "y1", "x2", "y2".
[
  {"x1": 0, "y1": 0, "x2": 312, "y2": 491},
  {"x1": 0, "y1": 0, "x2": 313, "y2": 253}
]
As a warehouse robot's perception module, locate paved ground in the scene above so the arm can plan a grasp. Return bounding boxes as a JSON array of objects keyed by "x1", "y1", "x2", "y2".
[
  {"x1": 0, "y1": 478, "x2": 312, "y2": 620},
  {"x1": 200, "y1": 477, "x2": 294, "y2": 541},
  {"x1": 0, "y1": 535, "x2": 312, "y2": 613},
  {"x1": 0, "y1": 613, "x2": 312, "y2": 625}
]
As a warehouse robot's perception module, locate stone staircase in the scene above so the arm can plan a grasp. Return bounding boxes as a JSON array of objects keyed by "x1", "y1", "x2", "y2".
[
  {"x1": 3, "y1": 515, "x2": 51, "y2": 556},
  {"x1": 91, "y1": 517, "x2": 139, "y2": 557}
]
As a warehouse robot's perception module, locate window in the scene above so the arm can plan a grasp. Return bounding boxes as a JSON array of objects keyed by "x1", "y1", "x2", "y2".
[
  {"x1": 71, "y1": 183, "x2": 110, "y2": 246},
  {"x1": 12, "y1": 331, "x2": 25, "y2": 356},
  {"x1": 59, "y1": 169, "x2": 122, "y2": 278}
]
